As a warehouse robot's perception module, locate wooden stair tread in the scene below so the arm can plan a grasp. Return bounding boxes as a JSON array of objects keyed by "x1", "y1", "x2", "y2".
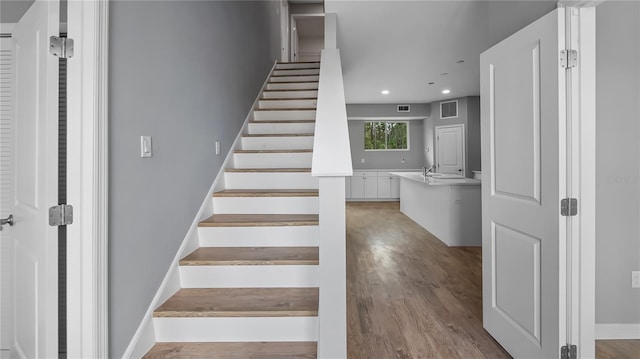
[
  {"x1": 225, "y1": 168, "x2": 311, "y2": 173},
  {"x1": 249, "y1": 120, "x2": 315, "y2": 124},
  {"x1": 271, "y1": 74, "x2": 319, "y2": 78},
  {"x1": 267, "y1": 81, "x2": 319, "y2": 84},
  {"x1": 180, "y1": 247, "x2": 319, "y2": 266},
  {"x1": 235, "y1": 149, "x2": 312, "y2": 154},
  {"x1": 143, "y1": 342, "x2": 317, "y2": 359},
  {"x1": 243, "y1": 133, "x2": 313, "y2": 137},
  {"x1": 277, "y1": 61, "x2": 320, "y2": 64},
  {"x1": 153, "y1": 288, "x2": 319, "y2": 317},
  {"x1": 254, "y1": 108, "x2": 316, "y2": 111},
  {"x1": 260, "y1": 97, "x2": 318, "y2": 101},
  {"x1": 199, "y1": 213, "x2": 318, "y2": 227},
  {"x1": 213, "y1": 189, "x2": 318, "y2": 197},
  {"x1": 263, "y1": 89, "x2": 318, "y2": 92}
]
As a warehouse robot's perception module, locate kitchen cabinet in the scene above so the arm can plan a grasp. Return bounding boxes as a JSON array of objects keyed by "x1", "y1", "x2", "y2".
[{"x1": 347, "y1": 170, "x2": 411, "y2": 200}]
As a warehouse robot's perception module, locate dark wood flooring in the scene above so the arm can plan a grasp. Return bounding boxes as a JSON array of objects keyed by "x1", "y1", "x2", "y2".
[{"x1": 346, "y1": 201, "x2": 640, "y2": 359}]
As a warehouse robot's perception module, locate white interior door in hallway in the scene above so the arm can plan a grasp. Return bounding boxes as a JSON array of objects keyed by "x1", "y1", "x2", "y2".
[
  {"x1": 436, "y1": 124, "x2": 465, "y2": 176},
  {"x1": 1, "y1": 0, "x2": 61, "y2": 357},
  {"x1": 481, "y1": 7, "x2": 569, "y2": 358}
]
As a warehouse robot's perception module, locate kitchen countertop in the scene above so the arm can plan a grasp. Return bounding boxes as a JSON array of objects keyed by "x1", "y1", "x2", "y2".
[{"x1": 390, "y1": 172, "x2": 481, "y2": 186}]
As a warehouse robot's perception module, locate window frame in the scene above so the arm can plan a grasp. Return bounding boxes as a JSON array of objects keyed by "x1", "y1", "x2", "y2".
[{"x1": 363, "y1": 120, "x2": 411, "y2": 152}]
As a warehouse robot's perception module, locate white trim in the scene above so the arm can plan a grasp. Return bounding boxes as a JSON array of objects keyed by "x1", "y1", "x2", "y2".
[
  {"x1": 571, "y1": 6, "x2": 596, "y2": 358},
  {"x1": 122, "y1": 61, "x2": 278, "y2": 358},
  {"x1": 66, "y1": 1, "x2": 109, "y2": 358},
  {"x1": 440, "y1": 99, "x2": 459, "y2": 119},
  {"x1": 595, "y1": 324, "x2": 640, "y2": 340},
  {"x1": 348, "y1": 116, "x2": 426, "y2": 121}
]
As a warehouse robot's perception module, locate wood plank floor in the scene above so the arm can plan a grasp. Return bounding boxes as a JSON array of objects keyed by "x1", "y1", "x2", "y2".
[{"x1": 345, "y1": 202, "x2": 639, "y2": 359}]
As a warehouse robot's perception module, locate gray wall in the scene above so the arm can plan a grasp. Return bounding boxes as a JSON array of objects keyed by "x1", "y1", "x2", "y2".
[
  {"x1": 347, "y1": 103, "x2": 430, "y2": 170},
  {"x1": 290, "y1": 3, "x2": 324, "y2": 15},
  {"x1": 428, "y1": 96, "x2": 481, "y2": 178},
  {"x1": 595, "y1": 0, "x2": 640, "y2": 324},
  {"x1": 108, "y1": 1, "x2": 280, "y2": 357}
]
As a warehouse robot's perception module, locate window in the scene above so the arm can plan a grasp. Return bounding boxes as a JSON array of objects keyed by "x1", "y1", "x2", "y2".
[{"x1": 364, "y1": 121, "x2": 409, "y2": 151}]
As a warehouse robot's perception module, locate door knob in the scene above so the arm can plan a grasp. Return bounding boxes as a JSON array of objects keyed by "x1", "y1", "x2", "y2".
[{"x1": 0, "y1": 214, "x2": 14, "y2": 231}]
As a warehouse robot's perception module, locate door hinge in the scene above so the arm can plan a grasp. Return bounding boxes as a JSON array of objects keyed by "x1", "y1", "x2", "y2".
[
  {"x1": 561, "y1": 198, "x2": 578, "y2": 217},
  {"x1": 49, "y1": 205, "x2": 73, "y2": 226},
  {"x1": 561, "y1": 344, "x2": 577, "y2": 359},
  {"x1": 49, "y1": 36, "x2": 74, "y2": 59},
  {"x1": 560, "y1": 49, "x2": 577, "y2": 69}
]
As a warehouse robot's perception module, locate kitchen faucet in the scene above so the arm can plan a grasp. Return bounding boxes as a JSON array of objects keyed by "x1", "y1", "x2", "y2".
[{"x1": 422, "y1": 165, "x2": 435, "y2": 176}]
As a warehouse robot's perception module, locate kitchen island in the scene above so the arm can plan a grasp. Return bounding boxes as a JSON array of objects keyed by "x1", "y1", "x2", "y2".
[{"x1": 390, "y1": 172, "x2": 481, "y2": 247}]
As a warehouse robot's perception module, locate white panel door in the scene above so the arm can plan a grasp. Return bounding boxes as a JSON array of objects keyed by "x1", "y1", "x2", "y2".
[
  {"x1": 436, "y1": 124, "x2": 465, "y2": 176},
  {"x1": 12, "y1": 0, "x2": 60, "y2": 357},
  {"x1": 481, "y1": 8, "x2": 565, "y2": 358}
]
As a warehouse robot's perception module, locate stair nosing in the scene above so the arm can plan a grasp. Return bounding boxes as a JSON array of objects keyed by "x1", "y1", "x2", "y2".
[
  {"x1": 179, "y1": 247, "x2": 319, "y2": 266},
  {"x1": 259, "y1": 97, "x2": 318, "y2": 101},
  {"x1": 235, "y1": 149, "x2": 313, "y2": 153},
  {"x1": 255, "y1": 108, "x2": 316, "y2": 111},
  {"x1": 225, "y1": 168, "x2": 311, "y2": 172},
  {"x1": 242, "y1": 133, "x2": 314, "y2": 137},
  {"x1": 267, "y1": 81, "x2": 319, "y2": 85},
  {"x1": 213, "y1": 189, "x2": 318, "y2": 197},
  {"x1": 249, "y1": 120, "x2": 315, "y2": 124},
  {"x1": 271, "y1": 74, "x2": 319, "y2": 78},
  {"x1": 198, "y1": 213, "x2": 318, "y2": 227}
]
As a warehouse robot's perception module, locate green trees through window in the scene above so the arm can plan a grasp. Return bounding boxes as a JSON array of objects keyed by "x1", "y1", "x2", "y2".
[{"x1": 364, "y1": 121, "x2": 409, "y2": 150}]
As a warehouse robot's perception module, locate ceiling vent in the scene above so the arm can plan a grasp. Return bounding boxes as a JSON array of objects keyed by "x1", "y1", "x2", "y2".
[
  {"x1": 440, "y1": 100, "x2": 458, "y2": 119},
  {"x1": 397, "y1": 105, "x2": 410, "y2": 113}
]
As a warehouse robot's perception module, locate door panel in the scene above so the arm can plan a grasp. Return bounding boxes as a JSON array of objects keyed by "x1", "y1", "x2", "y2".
[
  {"x1": 481, "y1": 8, "x2": 564, "y2": 358},
  {"x1": 436, "y1": 125, "x2": 464, "y2": 175},
  {"x1": 12, "y1": 0, "x2": 60, "y2": 357}
]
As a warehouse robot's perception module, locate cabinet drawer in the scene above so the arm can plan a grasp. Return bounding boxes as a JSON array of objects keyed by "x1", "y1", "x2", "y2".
[{"x1": 352, "y1": 171, "x2": 377, "y2": 178}]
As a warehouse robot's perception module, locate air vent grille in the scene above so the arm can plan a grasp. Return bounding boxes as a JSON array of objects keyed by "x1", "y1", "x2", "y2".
[
  {"x1": 440, "y1": 100, "x2": 458, "y2": 119},
  {"x1": 397, "y1": 105, "x2": 410, "y2": 113}
]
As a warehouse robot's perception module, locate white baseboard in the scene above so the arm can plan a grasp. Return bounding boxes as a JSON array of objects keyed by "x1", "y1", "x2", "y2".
[
  {"x1": 595, "y1": 323, "x2": 640, "y2": 340},
  {"x1": 122, "y1": 60, "x2": 278, "y2": 358}
]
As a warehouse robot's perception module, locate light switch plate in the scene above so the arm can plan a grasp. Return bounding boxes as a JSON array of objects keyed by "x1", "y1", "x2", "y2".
[
  {"x1": 141, "y1": 136, "x2": 152, "y2": 158},
  {"x1": 632, "y1": 271, "x2": 640, "y2": 288},
  {"x1": 215, "y1": 140, "x2": 221, "y2": 155}
]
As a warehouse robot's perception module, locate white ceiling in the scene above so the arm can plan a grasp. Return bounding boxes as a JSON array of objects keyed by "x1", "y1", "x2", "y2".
[{"x1": 325, "y1": 0, "x2": 557, "y2": 103}]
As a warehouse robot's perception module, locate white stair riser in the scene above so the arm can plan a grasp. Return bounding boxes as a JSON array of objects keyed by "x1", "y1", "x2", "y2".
[
  {"x1": 199, "y1": 226, "x2": 319, "y2": 247},
  {"x1": 241, "y1": 136, "x2": 313, "y2": 150},
  {"x1": 179, "y1": 265, "x2": 318, "y2": 288},
  {"x1": 262, "y1": 90, "x2": 318, "y2": 99},
  {"x1": 275, "y1": 63, "x2": 320, "y2": 70},
  {"x1": 253, "y1": 110, "x2": 316, "y2": 122},
  {"x1": 259, "y1": 99, "x2": 317, "y2": 109},
  {"x1": 273, "y1": 69, "x2": 320, "y2": 76},
  {"x1": 213, "y1": 196, "x2": 318, "y2": 214},
  {"x1": 224, "y1": 172, "x2": 318, "y2": 190},
  {"x1": 233, "y1": 152, "x2": 312, "y2": 169},
  {"x1": 247, "y1": 122, "x2": 315, "y2": 135},
  {"x1": 266, "y1": 82, "x2": 318, "y2": 91},
  {"x1": 270, "y1": 75, "x2": 319, "y2": 83},
  {"x1": 153, "y1": 317, "x2": 318, "y2": 342}
]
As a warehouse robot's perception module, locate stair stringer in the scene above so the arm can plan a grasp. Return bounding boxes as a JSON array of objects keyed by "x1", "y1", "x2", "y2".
[{"x1": 122, "y1": 60, "x2": 278, "y2": 359}]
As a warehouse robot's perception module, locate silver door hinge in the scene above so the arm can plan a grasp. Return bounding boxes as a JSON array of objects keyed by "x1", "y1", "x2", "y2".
[
  {"x1": 49, "y1": 205, "x2": 73, "y2": 226},
  {"x1": 49, "y1": 36, "x2": 74, "y2": 58},
  {"x1": 561, "y1": 344, "x2": 577, "y2": 359},
  {"x1": 560, "y1": 50, "x2": 577, "y2": 69},
  {"x1": 561, "y1": 198, "x2": 578, "y2": 217}
]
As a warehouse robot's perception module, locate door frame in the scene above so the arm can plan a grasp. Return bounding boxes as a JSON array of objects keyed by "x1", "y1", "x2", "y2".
[
  {"x1": 562, "y1": 4, "x2": 597, "y2": 357},
  {"x1": 435, "y1": 124, "x2": 465, "y2": 176},
  {"x1": 65, "y1": 1, "x2": 109, "y2": 357},
  {"x1": 279, "y1": 0, "x2": 289, "y2": 62},
  {"x1": 289, "y1": 13, "x2": 325, "y2": 62}
]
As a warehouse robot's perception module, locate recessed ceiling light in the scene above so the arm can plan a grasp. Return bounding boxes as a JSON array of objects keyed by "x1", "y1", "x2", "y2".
[
  {"x1": 440, "y1": 72, "x2": 448, "y2": 76},
  {"x1": 456, "y1": 60, "x2": 465, "y2": 64},
  {"x1": 428, "y1": 82, "x2": 435, "y2": 85},
  {"x1": 381, "y1": 90, "x2": 390, "y2": 95},
  {"x1": 442, "y1": 89, "x2": 451, "y2": 94}
]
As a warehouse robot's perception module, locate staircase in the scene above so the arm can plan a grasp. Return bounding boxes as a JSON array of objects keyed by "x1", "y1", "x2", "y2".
[{"x1": 143, "y1": 62, "x2": 321, "y2": 358}]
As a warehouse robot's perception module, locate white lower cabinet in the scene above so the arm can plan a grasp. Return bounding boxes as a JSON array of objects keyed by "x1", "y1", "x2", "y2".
[{"x1": 347, "y1": 170, "x2": 407, "y2": 200}]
